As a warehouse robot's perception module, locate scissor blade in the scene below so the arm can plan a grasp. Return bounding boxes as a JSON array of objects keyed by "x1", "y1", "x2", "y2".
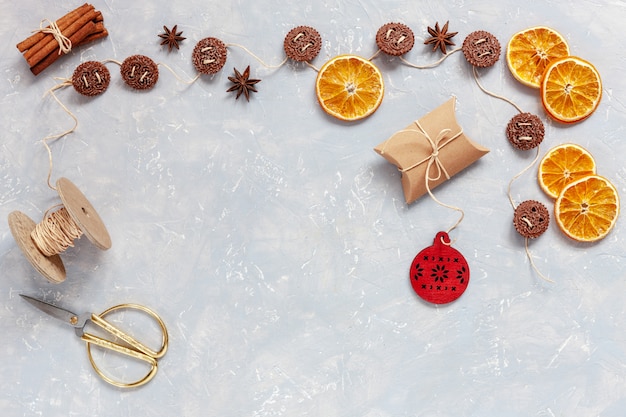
[{"x1": 20, "y1": 294, "x2": 84, "y2": 328}]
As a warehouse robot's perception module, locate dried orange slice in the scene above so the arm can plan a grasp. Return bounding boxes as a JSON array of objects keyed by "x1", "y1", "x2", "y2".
[
  {"x1": 555, "y1": 175, "x2": 619, "y2": 242},
  {"x1": 540, "y1": 56, "x2": 602, "y2": 123},
  {"x1": 315, "y1": 55, "x2": 384, "y2": 121},
  {"x1": 506, "y1": 26, "x2": 570, "y2": 88},
  {"x1": 538, "y1": 143, "x2": 597, "y2": 199}
]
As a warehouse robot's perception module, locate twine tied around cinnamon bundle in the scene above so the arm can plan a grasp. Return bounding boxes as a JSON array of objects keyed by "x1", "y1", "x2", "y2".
[
  {"x1": 36, "y1": 19, "x2": 72, "y2": 55},
  {"x1": 16, "y1": 4, "x2": 109, "y2": 76}
]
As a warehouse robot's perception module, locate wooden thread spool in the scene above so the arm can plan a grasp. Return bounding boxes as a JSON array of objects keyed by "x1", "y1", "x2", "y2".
[{"x1": 7, "y1": 177, "x2": 111, "y2": 284}]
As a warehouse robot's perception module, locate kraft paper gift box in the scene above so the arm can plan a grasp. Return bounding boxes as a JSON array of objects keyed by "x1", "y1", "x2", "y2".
[{"x1": 374, "y1": 97, "x2": 489, "y2": 204}]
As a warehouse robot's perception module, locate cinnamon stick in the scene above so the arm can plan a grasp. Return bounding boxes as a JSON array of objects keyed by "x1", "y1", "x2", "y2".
[
  {"x1": 22, "y1": 10, "x2": 95, "y2": 63},
  {"x1": 16, "y1": 4, "x2": 108, "y2": 75},
  {"x1": 77, "y1": 25, "x2": 108, "y2": 46},
  {"x1": 25, "y1": 8, "x2": 99, "y2": 66},
  {"x1": 16, "y1": 3, "x2": 93, "y2": 53},
  {"x1": 30, "y1": 21, "x2": 96, "y2": 76}
]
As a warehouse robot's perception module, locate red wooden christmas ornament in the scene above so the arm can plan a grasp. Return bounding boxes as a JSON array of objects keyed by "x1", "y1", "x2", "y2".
[{"x1": 410, "y1": 231, "x2": 470, "y2": 304}]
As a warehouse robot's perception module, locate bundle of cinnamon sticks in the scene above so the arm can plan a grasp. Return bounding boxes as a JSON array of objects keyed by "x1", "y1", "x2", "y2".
[{"x1": 16, "y1": 3, "x2": 108, "y2": 76}]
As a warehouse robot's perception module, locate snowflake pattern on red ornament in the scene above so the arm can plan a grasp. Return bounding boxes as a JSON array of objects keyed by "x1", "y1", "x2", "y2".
[{"x1": 410, "y1": 231, "x2": 470, "y2": 304}]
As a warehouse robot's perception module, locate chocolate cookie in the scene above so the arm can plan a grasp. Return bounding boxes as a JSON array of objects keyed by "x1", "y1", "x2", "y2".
[
  {"x1": 284, "y1": 26, "x2": 322, "y2": 62},
  {"x1": 375, "y1": 22, "x2": 415, "y2": 56},
  {"x1": 462, "y1": 30, "x2": 501, "y2": 68},
  {"x1": 72, "y1": 61, "x2": 111, "y2": 96},
  {"x1": 506, "y1": 113, "x2": 545, "y2": 150},
  {"x1": 120, "y1": 55, "x2": 159, "y2": 90},
  {"x1": 192, "y1": 37, "x2": 228, "y2": 75},
  {"x1": 513, "y1": 200, "x2": 550, "y2": 239}
]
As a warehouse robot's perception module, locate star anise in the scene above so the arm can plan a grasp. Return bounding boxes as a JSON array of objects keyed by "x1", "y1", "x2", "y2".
[
  {"x1": 424, "y1": 21, "x2": 458, "y2": 54},
  {"x1": 227, "y1": 66, "x2": 261, "y2": 101},
  {"x1": 158, "y1": 25, "x2": 186, "y2": 51}
]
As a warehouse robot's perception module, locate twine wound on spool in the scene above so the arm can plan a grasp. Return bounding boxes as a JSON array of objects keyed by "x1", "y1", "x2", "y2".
[
  {"x1": 8, "y1": 177, "x2": 111, "y2": 284},
  {"x1": 31, "y1": 207, "x2": 83, "y2": 257}
]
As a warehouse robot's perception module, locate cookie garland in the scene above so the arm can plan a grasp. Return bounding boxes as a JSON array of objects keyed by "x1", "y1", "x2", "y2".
[
  {"x1": 380, "y1": 21, "x2": 556, "y2": 283},
  {"x1": 48, "y1": 35, "x2": 272, "y2": 98},
  {"x1": 22, "y1": 18, "x2": 510, "y2": 121},
  {"x1": 48, "y1": 25, "x2": 323, "y2": 102},
  {"x1": 15, "y1": 3, "x2": 110, "y2": 76},
  {"x1": 31, "y1": 19, "x2": 510, "y2": 124},
  {"x1": 13, "y1": 18, "x2": 591, "y2": 289},
  {"x1": 467, "y1": 36, "x2": 553, "y2": 282},
  {"x1": 20, "y1": 14, "x2": 605, "y2": 123}
]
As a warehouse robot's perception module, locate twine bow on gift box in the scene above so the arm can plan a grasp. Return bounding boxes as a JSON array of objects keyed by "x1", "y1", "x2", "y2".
[
  {"x1": 380, "y1": 121, "x2": 466, "y2": 233},
  {"x1": 374, "y1": 97, "x2": 489, "y2": 206},
  {"x1": 399, "y1": 122, "x2": 463, "y2": 185}
]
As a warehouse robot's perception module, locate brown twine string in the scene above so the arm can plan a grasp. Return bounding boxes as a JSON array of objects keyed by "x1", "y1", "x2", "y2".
[
  {"x1": 378, "y1": 120, "x2": 465, "y2": 236},
  {"x1": 226, "y1": 43, "x2": 289, "y2": 70},
  {"x1": 472, "y1": 66, "x2": 524, "y2": 114},
  {"x1": 42, "y1": 80, "x2": 78, "y2": 190},
  {"x1": 228, "y1": 42, "x2": 320, "y2": 71},
  {"x1": 31, "y1": 206, "x2": 83, "y2": 257},
  {"x1": 397, "y1": 47, "x2": 462, "y2": 69},
  {"x1": 471, "y1": 66, "x2": 553, "y2": 283},
  {"x1": 369, "y1": 49, "x2": 383, "y2": 61},
  {"x1": 161, "y1": 63, "x2": 201, "y2": 84},
  {"x1": 36, "y1": 19, "x2": 72, "y2": 55},
  {"x1": 304, "y1": 61, "x2": 320, "y2": 72},
  {"x1": 523, "y1": 237, "x2": 554, "y2": 284},
  {"x1": 507, "y1": 146, "x2": 542, "y2": 210},
  {"x1": 506, "y1": 145, "x2": 553, "y2": 284}
]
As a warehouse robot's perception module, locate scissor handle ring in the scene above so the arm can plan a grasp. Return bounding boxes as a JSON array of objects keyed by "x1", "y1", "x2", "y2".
[{"x1": 85, "y1": 303, "x2": 169, "y2": 388}]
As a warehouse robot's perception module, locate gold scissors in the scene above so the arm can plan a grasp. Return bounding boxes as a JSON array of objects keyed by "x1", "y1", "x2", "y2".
[{"x1": 20, "y1": 294, "x2": 168, "y2": 388}]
